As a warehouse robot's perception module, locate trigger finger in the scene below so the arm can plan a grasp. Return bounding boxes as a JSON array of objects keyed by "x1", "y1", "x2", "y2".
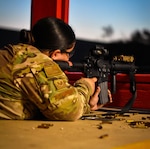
[{"x1": 108, "y1": 89, "x2": 113, "y2": 103}]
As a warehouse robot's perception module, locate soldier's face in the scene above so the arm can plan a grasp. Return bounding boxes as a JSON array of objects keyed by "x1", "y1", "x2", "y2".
[{"x1": 50, "y1": 44, "x2": 75, "y2": 62}]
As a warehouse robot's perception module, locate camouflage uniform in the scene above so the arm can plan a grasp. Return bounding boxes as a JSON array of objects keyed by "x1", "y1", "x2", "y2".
[{"x1": 0, "y1": 44, "x2": 92, "y2": 120}]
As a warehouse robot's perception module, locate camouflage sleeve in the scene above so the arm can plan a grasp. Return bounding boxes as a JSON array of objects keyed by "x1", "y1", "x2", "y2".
[{"x1": 13, "y1": 44, "x2": 92, "y2": 120}]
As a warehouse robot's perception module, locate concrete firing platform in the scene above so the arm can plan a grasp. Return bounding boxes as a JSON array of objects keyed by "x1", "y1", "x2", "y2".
[{"x1": 0, "y1": 110, "x2": 150, "y2": 149}]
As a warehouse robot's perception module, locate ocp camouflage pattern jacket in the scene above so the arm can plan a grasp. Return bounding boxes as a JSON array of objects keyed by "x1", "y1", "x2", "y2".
[{"x1": 0, "y1": 44, "x2": 92, "y2": 120}]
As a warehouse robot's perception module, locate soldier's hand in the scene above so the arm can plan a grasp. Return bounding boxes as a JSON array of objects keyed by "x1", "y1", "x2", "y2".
[
  {"x1": 89, "y1": 88, "x2": 113, "y2": 111},
  {"x1": 67, "y1": 60, "x2": 73, "y2": 66},
  {"x1": 89, "y1": 86, "x2": 102, "y2": 110}
]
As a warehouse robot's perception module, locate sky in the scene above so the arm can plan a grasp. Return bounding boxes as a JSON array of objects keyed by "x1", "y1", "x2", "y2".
[
  {"x1": 0, "y1": 0, "x2": 150, "y2": 42},
  {"x1": 0, "y1": 0, "x2": 31, "y2": 30},
  {"x1": 69, "y1": 0, "x2": 150, "y2": 42}
]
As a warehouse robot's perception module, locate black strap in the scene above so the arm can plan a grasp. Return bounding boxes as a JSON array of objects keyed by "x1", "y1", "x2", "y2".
[{"x1": 120, "y1": 71, "x2": 137, "y2": 114}]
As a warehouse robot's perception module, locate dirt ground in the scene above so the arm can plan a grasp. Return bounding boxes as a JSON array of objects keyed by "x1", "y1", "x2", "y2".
[{"x1": 0, "y1": 109, "x2": 150, "y2": 149}]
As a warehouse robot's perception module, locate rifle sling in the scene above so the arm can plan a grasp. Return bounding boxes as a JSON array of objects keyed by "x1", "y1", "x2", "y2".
[{"x1": 120, "y1": 71, "x2": 137, "y2": 114}]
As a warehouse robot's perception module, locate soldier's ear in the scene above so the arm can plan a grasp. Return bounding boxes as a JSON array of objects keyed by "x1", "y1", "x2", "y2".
[{"x1": 50, "y1": 49, "x2": 61, "y2": 60}]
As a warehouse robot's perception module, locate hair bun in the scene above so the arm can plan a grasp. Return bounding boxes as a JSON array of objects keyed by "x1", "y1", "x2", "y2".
[{"x1": 20, "y1": 29, "x2": 35, "y2": 45}]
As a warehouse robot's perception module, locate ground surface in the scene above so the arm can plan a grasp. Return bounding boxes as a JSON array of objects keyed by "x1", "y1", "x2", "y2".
[{"x1": 0, "y1": 110, "x2": 150, "y2": 149}]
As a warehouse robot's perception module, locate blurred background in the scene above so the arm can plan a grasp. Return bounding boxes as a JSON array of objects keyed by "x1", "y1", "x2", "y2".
[{"x1": 0, "y1": 0, "x2": 150, "y2": 67}]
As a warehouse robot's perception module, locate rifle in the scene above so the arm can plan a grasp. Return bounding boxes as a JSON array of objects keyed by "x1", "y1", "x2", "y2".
[{"x1": 56, "y1": 45, "x2": 150, "y2": 113}]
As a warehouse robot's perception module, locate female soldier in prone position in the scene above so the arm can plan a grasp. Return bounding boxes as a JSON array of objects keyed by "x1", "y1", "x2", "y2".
[{"x1": 0, "y1": 17, "x2": 112, "y2": 120}]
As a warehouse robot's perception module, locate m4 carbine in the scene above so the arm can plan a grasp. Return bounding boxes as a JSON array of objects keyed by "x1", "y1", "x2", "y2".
[{"x1": 56, "y1": 45, "x2": 149, "y2": 113}]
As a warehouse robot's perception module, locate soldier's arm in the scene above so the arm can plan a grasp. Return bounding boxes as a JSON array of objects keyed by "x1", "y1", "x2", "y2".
[{"x1": 14, "y1": 58, "x2": 93, "y2": 120}]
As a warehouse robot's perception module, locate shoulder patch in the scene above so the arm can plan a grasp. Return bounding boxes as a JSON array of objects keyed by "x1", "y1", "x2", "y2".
[
  {"x1": 54, "y1": 79, "x2": 67, "y2": 90},
  {"x1": 44, "y1": 62, "x2": 62, "y2": 78}
]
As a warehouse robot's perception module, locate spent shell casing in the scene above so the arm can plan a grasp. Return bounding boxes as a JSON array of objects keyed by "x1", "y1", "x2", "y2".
[{"x1": 99, "y1": 134, "x2": 108, "y2": 139}]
